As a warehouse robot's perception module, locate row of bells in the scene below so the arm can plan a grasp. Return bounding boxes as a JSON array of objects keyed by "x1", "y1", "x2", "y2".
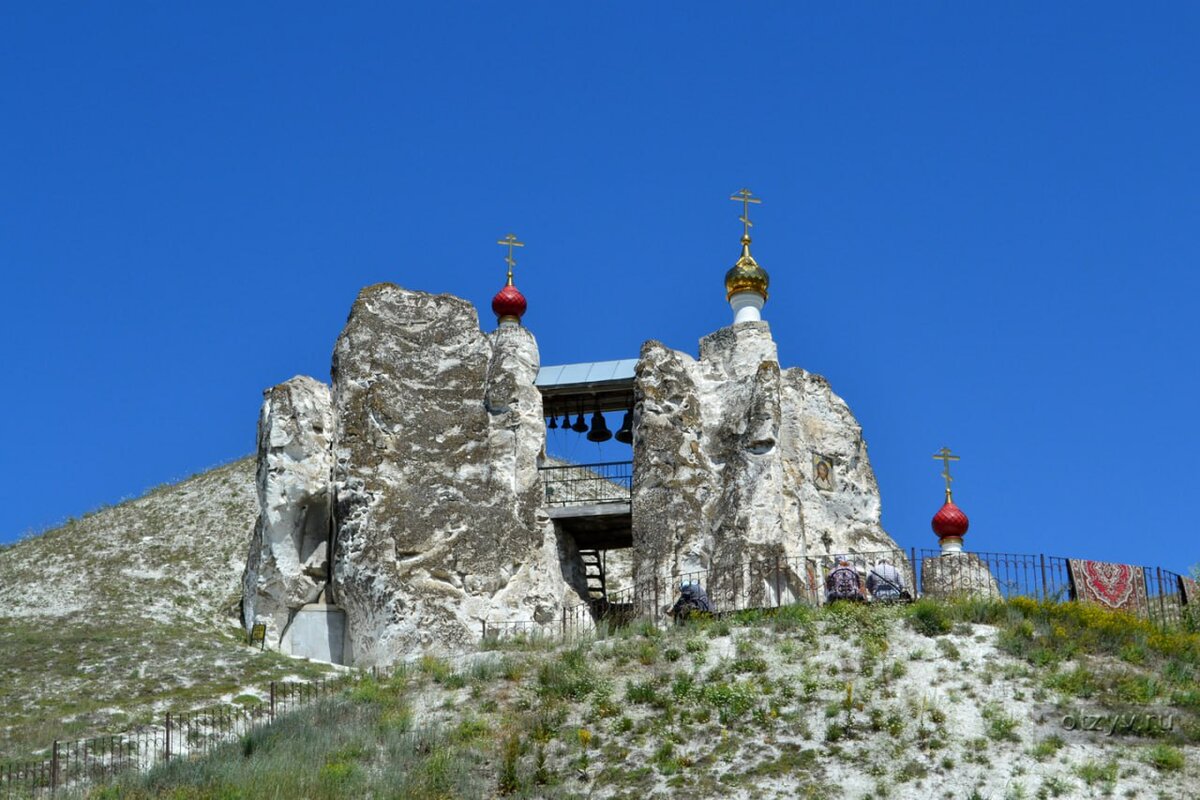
[{"x1": 548, "y1": 409, "x2": 633, "y2": 444}]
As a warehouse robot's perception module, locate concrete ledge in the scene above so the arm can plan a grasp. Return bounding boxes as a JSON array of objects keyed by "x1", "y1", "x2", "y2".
[
  {"x1": 282, "y1": 604, "x2": 347, "y2": 665},
  {"x1": 547, "y1": 502, "x2": 631, "y2": 520}
]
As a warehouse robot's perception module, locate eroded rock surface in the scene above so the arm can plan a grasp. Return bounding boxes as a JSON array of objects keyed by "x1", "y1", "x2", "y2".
[
  {"x1": 921, "y1": 552, "x2": 1002, "y2": 599},
  {"x1": 242, "y1": 376, "x2": 335, "y2": 648},
  {"x1": 632, "y1": 322, "x2": 899, "y2": 601},
  {"x1": 331, "y1": 285, "x2": 567, "y2": 664}
]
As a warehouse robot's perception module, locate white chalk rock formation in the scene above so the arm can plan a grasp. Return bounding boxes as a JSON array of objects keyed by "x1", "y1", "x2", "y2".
[
  {"x1": 242, "y1": 376, "x2": 335, "y2": 648},
  {"x1": 921, "y1": 553, "x2": 1002, "y2": 599},
  {"x1": 631, "y1": 322, "x2": 900, "y2": 602},
  {"x1": 330, "y1": 284, "x2": 567, "y2": 665}
]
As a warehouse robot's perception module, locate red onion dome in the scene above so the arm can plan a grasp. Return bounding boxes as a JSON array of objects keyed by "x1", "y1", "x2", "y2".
[
  {"x1": 932, "y1": 500, "x2": 969, "y2": 539},
  {"x1": 492, "y1": 284, "x2": 527, "y2": 324}
]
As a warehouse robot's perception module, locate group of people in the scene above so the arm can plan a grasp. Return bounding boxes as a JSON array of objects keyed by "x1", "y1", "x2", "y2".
[
  {"x1": 824, "y1": 557, "x2": 911, "y2": 603},
  {"x1": 666, "y1": 556, "x2": 910, "y2": 623}
]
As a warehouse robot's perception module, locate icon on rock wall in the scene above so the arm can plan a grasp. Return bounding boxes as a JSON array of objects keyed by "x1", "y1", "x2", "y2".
[{"x1": 812, "y1": 454, "x2": 835, "y2": 492}]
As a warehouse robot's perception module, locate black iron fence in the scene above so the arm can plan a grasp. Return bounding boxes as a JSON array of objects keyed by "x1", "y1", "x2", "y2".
[
  {"x1": 483, "y1": 548, "x2": 1196, "y2": 644},
  {"x1": 539, "y1": 460, "x2": 632, "y2": 507},
  {"x1": 0, "y1": 675, "x2": 354, "y2": 799}
]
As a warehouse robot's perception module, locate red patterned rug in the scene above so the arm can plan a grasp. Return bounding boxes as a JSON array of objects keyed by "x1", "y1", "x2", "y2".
[
  {"x1": 1181, "y1": 575, "x2": 1200, "y2": 607},
  {"x1": 1068, "y1": 559, "x2": 1149, "y2": 617}
]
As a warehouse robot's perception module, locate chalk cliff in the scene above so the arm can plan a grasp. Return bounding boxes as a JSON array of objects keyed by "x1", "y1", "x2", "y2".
[
  {"x1": 330, "y1": 284, "x2": 567, "y2": 665},
  {"x1": 631, "y1": 321, "x2": 900, "y2": 599}
]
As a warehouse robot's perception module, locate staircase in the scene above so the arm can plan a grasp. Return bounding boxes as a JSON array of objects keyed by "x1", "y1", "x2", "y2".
[{"x1": 579, "y1": 549, "x2": 607, "y2": 600}]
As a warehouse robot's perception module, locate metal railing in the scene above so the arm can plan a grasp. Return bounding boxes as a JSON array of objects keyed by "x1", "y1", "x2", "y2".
[
  {"x1": 0, "y1": 676, "x2": 353, "y2": 799},
  {"x1": 539, "y1": 460, "x2": 632, "y2": 507},
  {"x1": 483, "y1": 548, "x2": 1197, "y2": 644}
]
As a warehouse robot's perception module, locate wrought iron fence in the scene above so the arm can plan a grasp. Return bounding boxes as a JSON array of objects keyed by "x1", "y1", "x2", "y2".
[
  {"x1": 0, "y1": 676, "x2": 353, "y2": 799},
  {"x1": 539, "y1": 460, "x2": 631, "y2": 507},
  {"x1": 482, "y1": 547, "x2": 1198, "y2": 644}
]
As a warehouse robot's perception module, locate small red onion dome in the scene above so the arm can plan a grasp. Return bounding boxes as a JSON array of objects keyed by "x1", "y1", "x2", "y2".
[
  {"x1": 932, "y1": 500, "x2": 970, "y2": 540},
  {"x1": 492, "y1": 283, "x2": 527, "y2": 324}
]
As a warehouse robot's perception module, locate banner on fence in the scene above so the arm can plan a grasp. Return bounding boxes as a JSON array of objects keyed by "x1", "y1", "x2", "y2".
[{"x1": 1068, "y1": 559, "x2": 1149, "y2": 617}]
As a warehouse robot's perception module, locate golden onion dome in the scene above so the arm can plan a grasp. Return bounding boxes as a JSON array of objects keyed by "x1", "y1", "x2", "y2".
[{"x1": 724, "y1": 235, "x2": 769, "y2": 301}]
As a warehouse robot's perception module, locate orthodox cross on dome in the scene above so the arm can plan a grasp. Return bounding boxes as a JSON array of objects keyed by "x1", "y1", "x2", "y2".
[
  {"x1": 496, "y1": 233, "x2": 524, "y2": 286},
  {"x1": 932, "y1": 447, "x2": 960, "y2": 502},
  {"x1": 729, "y1": 188, "x2": 761, "y2": 241}
]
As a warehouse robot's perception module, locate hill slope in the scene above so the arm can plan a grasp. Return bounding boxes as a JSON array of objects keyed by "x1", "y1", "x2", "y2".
[
  {"x1": 98, "y1": 599, "x2": 1200, "y2": 799},
  {"x1": 0, "y1": 458, "x2": 334, "y2": 758}
]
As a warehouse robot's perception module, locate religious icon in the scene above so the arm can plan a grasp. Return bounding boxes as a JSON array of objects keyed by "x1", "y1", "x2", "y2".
[{"x1": 812, "y1": 454, "x2": 835, "y2": 492}]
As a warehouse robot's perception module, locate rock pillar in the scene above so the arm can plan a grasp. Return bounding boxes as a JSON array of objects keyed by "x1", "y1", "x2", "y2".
[
  {"x1": 242, "y1": 376, "x2": 335, "y2": 649},
  {"x1": 330, "y1": 284, "x2": 566, "y2": 664},
  {"x1": 631, "y1": 322, "x2": 900, "y2": 606}
]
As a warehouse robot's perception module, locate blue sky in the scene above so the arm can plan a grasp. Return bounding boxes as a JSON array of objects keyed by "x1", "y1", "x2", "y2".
[{"x1": 2, "y1": 4, "x2": 1197, "y2": 574}]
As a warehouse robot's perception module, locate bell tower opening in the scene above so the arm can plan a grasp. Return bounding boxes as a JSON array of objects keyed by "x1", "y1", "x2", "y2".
[{"x1": 536, "y1": 359, "x2": 636, "y2": 611}]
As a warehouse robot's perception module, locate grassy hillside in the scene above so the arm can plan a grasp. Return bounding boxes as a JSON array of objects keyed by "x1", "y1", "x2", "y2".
[
  {"x1": 89, "y1": 598, "x2": 1200, "y2": 800},
  {"x1": 0, "y1": 458, "x2": 336, "y2": 759}
]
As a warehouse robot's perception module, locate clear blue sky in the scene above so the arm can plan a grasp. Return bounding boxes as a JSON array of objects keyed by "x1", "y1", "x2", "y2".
[{"x1": 3, "y1": 4, "x2": 1197, "y2": 574}]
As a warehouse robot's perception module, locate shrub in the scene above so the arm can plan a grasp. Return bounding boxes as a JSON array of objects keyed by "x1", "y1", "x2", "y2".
[
  {"x1": 1030, "y1": 735, "x2": 1064, "y2": 761},
  {"x1": 908, "y1": 600, "x2": 953, "y2": 636},
  {"x1": 536, "y1": 647, "x2": 595, "y2": 701},
  {"x1": 497, "y1": 733, "x2": 522, "y2": 795},
  {"x1": 418, "y1": 655, "x2": 454, "y2": 683},
  {"x1": 671, "y1": 673, "x2": 695, "y2": 701},
  {"x1": 708, "y1": 620, "x2": 732, "y2": 638},
  {"x1": 1145, "y1": 744, "x2": 1185, "y2": 772},
  {"x1": 1114, "y1": 673, "x2": 1158, "y2": 704},
  {"x1": 1045, "y1": 665, "x2": 1098, "y2": 698},
  {"x1": 772, "y1": 603, "x2": 815, "y2": 633},
  {"x1": 636, "y1": 640, "x2": 659, "y2": 665},
  {"x1": 626, "y1": 680, "x2": 661, "y2": 706},
  {"x1": 702, "y1": 681, "x2": 758, "y2": 725},
  {"x1": 1075, "y1": 759, "x2": 1118, "y2": 788},
  {"x1": 981, "y1": 703, "x2": 1020, "y2": 742},
  {"x1": 732, "y1": 655, "x2": 769, "y2": 674},
  {"x1": 499, "y1": 656, "x2": 526, "y2": 682}
]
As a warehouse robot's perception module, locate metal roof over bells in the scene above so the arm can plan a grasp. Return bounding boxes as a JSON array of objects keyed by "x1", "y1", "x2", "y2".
[{"x1": 535, "y1": 359, "x2": 637, "y2": 418}]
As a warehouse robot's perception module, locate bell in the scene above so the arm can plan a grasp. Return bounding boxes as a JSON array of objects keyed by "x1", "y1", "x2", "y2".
[
  {"x1": 547, "y1": 414, "x2": 558, "y2": 429},
  {"x1": 614, "y1": 410, "x2": 633, "y2": 444},
  {"x1": 571, "y1": 412, "x2": 588, "y2": 433},
  {"x1": 587, "y1": 410, "x2": 612, "y2": 442},
  {"x1": 560, "y1": 412, "x2": 571, "y2": 429}
]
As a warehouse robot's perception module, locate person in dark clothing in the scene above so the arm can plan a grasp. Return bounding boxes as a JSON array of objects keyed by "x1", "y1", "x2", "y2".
[
  {"x1": 825, "y1": 557, "x2": 866, "y2": 603},
  {"x1": 669, "y1": 581, "x2": 713, "y2": 623}
]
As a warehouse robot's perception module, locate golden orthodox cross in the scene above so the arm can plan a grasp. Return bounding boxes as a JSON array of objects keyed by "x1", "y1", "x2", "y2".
[
  {"x1": 496, "y1": 233, "x2": 524, "y2": 284},
  {"x1": 932, "y1": 446, "x2": 960, "y2": 500},
  {"x1": 729, "y1": 188, "x2": 762, "y2": 239}
]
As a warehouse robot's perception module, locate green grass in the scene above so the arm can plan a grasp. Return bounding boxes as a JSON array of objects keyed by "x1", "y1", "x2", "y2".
[
  {"x1": 19, "y1": 595, "x2": 1200, "y2": 799},
  {"x1": 1075, "y1": 758, "x2": 1119, "y2": 789},
  {"x1": 907, "y1": 599, "x2": 954, "y2": 636},
  {"x1": 0, "y1": 616, "x2": 334, "y2": 760},
  {"x1": 1030, "y1": 734, "x2": 1064, "y2": 761},
  {"x1": 0, "y1": 456, "x2": 278, "y2": 761},
  {"x1": 90, "y1": 697, "x2": 484, "y2": 800},
  {"x1": 1144, "y1": 743, "x2": 1185, "y2": 772}
]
